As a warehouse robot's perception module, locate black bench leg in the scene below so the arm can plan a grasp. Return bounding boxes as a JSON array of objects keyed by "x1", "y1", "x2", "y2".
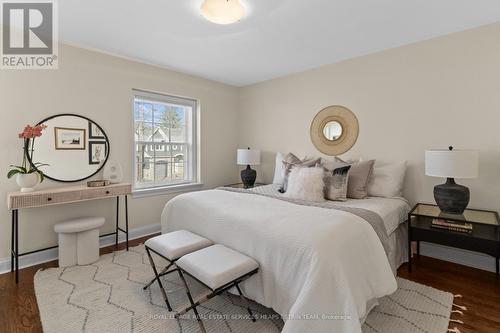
[
  {"x1": 235, "y1": 283, "x2": 256, "y2": 322},
  {"x1": 145, "y1": 247, "x2": 172, "y2": 311},
  {"x1": 177, "y1": 269, "x2": 207, "y2": 333},
  {"x1": 143, "y1": 261, "x2": 174, "y2": 290}
]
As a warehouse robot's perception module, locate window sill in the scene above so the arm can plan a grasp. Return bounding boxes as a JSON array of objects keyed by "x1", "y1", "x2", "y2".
[{"x1": 132, "y1": 182, "x2": 204, "y2": 198}]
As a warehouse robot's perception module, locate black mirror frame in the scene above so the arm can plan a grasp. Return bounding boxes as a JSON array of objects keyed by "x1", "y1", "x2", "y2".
[{"x1": 25, "y1": 113, "x2": 110, "y2": 183}]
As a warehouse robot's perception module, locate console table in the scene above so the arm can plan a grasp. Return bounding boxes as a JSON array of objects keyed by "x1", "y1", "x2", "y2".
[{"x1": 7, "y1": 183, "x2": 132, "y2": 283}]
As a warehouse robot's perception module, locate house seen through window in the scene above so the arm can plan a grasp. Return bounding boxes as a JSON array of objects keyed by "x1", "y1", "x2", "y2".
[{"x1": 133, "y1": 90, "x2": 197, "y2": 191}]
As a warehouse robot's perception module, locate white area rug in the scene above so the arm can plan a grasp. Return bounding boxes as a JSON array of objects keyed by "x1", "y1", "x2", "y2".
[{"x1": 34, "y1": 245, "x2": 453, "y2": 333}]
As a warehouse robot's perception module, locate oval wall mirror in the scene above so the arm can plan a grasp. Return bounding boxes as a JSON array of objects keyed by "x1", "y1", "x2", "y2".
[
  {"x1": 310, "y1": 105, "x2": 359, "y2": 155},
  {"x1": 26, "y1": 114, "x2": 110, "y2": 182}
]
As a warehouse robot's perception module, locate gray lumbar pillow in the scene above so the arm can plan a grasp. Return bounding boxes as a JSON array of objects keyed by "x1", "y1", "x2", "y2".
[{"x1": 324, "y1": 165, "x2": 351, "y2": 201}]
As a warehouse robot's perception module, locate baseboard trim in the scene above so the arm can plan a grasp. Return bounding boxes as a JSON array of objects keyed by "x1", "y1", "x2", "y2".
[
  {"x1": 420, "y1": 242, "x2": 497, "y2": 273},
  {"x1": 0, "y1": 223, "x2": 161, "y2": 275}
]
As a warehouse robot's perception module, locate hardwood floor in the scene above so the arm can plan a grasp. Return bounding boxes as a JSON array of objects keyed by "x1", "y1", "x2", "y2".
[
  {"x1": 399, "y1": 255, "x2": 500, "y2": 333},
  {"x1": 0, "y1": 236, "x2": 153, "y2": 333},
  {"x1": 1, "y1": 236, "x2": 499, "y2": 333}
]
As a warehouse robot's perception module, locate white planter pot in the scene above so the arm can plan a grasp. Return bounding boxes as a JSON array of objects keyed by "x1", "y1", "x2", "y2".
[{"x1": 16, "y1": 173, "x2": 39, "y2": 192}]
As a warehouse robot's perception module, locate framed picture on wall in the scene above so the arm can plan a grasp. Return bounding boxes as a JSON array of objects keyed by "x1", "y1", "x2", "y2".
[
  {"x1": 89, "y1": 121, "x2": 105, "y2": 139},
  {"x1": 54, "y1": 127, "x2": 86, "y2": 150},
  {"x1": 88, "y1": 141, "x2": 107, "y2": 165}
]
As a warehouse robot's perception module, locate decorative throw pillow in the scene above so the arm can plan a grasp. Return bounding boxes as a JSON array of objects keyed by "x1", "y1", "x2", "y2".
[
  {"x1": 282, "y1": 152, "x2": 302, "y2": 171},
  {"x1": 324, "y1": 165, "x2": 351, "y2": 201},
  {"x1": 284, "y1": 167, "x2": 325, "y2": 202},
  {"x1": 346, "y1": 160, "x2": 375, "y2": 199},
  {"x1": 367, "y1": 161, "x2": 407, "y2": 198},
  {"x1": 322, "y1": 158, "x2": 375, "y2": 199},
  {"x1": 280, "y1": 155, "x2": 321, "y2": 193},
  {"x1": 320, "y1": 156, "x2": 343, "y2": 171}
]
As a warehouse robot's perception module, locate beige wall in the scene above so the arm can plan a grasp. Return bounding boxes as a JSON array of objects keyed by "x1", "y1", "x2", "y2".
[
  {"x1": 2, "y1": 22, "x2": 500, "y2": 267},
  {"x1": 0, "y1": 44, "x2": 239, "y2": 261},
  {"x1": 238, "y1": 22, "x2": 500, "y2": 212}
]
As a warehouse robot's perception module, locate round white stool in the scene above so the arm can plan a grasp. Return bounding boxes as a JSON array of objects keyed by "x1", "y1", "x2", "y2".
[{"x1": 54, "y1": 217, "x2": 105, "y2": 267}]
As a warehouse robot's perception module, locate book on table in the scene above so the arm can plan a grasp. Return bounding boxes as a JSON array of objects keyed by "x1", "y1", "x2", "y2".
[{"x1": 431, "y1": 218, "x2": 473, "y2": 234}]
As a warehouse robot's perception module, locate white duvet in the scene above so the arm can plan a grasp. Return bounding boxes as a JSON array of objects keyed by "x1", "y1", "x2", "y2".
[{"x1": 161, "y1": 189, "x2": 397, "y2": 333}]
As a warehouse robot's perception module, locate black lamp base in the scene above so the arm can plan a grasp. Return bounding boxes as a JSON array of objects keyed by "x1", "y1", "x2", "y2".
[
  {"x1": 241, "y1": 165, "x2": 256, "y2": 189},
  {"x1": 434, "y1": 178, "x2": 470, "y2": 215}
]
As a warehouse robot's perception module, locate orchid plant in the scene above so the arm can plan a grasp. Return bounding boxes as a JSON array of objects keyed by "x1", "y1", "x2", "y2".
[{"x1": 7, "y1": 124, "x2": 49, "y2": 182}]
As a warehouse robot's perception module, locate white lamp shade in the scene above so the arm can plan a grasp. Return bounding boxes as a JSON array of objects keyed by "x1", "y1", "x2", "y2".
[
  {"x1": 237, "y1": 149, "x2": 260, "y2": 166},
  {"x1": 425, "y1": 149, "x2": 478, "y2": 179},
  {"x1": 200, "y1": 0, "x2": 245, "y2": 25}
]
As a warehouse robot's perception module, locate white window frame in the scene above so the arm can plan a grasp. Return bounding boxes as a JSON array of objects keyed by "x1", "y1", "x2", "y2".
[{"x1": 132, "y1": 89, "x2": 202, "y2": 197}]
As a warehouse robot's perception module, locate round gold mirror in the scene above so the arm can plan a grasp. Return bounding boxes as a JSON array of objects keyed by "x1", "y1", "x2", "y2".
[
  {"x1": 322, "y1": 121, "x2": 343, "y2": 141},
  {"x1": 310, "y1": 105, "x2": 358, "y2": 155}
]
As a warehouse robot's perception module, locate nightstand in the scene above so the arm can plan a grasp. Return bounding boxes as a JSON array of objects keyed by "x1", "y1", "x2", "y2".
[
  {"x1": 408, "y1": 203, "x2": 500, "y2": 276},
  {"x1": 225, "y1": 182, "x2": 267, "y2": 189}
]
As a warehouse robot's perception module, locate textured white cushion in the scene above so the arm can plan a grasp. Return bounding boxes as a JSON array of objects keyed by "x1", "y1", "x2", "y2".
[
  {"x1": 145, "y1": 230, "x2": 212, "y2": 260},
  {"x1": 272, "y1": 152, "x2": 285, "y2": 184},
  {"x1": 367, "y1": 161, "x2": 408, "y2": 198},
  {"x1": 54, "y1": 217, "x2": 105, "y2": 233},
  {"x1": 177, "y1": 245, "x2": 259, "y2": 290},
  {"x1": 284, "y1": 166, "x2": 325, "y2": 202}
]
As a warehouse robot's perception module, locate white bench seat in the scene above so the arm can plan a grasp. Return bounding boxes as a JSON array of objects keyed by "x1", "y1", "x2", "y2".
[
  {"x1": 174, "y1": 244, "x2": 259, "y2": 333},
  {"x1": 145, "y1": 230, "x2": 212, "y2": 260},
  {"x1": 143, "y1": 230, "x2": 213, "y2": 312},
  {"x1": 177, "y1": 244, "x2": 259, "y2": 290}
]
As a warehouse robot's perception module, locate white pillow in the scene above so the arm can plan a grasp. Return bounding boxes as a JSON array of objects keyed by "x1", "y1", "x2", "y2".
[
  {"x1": 284, "y1": 167, "x2": 325, "y2": 202},
  {"x1": 272, "y1": 152, "x2": 285, "y2": 184},
  {"x1": 367, "y1": 161, "x2": 407, "y2": 198}
]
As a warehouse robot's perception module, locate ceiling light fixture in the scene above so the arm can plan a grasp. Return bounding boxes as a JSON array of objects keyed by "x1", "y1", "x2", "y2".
[{"x1": 200, "y1": 0, "x2": 246, "y2": 25}]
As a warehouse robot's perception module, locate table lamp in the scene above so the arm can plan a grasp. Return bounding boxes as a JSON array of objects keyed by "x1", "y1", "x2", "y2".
[
  {"x1": 425, "y1": 146, "x2": 478, "y2": 214},
  {"x1": 237, "y1": 148, "x2": 261, "y2": 188}
]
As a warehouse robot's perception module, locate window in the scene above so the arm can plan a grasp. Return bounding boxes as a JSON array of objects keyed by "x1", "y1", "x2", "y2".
[{"x1": 133, "y1": 90, "x2": 198, "y2": 194}]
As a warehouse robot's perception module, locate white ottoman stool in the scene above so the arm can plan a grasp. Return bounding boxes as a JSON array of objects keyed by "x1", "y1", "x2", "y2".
[
  {"x1": 175, "y1": 244, "x2": 259, "y2": 333},
  {"x1": 54, "y1": 217, "x2": 105, "y2": 267},
  {"x1": 144, "y1": 230, "x2": 213, "y2": 311}
]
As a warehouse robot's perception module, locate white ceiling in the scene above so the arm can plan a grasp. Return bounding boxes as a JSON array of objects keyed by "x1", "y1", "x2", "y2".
[{"x1": 60, "y1": 0, "x2": 500, "y2": 86}]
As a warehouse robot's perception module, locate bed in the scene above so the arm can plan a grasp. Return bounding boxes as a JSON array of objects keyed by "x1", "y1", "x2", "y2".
[{"x1": 161, "y1": 184, "x2": 410, "y2": 333}]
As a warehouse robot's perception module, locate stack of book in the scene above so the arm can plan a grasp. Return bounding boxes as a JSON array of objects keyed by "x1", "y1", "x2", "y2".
[{"x1": 431, "y1": 218, "x2": 473, "y2": 234}]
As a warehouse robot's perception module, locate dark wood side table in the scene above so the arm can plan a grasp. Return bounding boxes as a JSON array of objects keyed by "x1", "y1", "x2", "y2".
[{"x1": 408, "y1": 203, "x2": 500, "y2": 276}]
